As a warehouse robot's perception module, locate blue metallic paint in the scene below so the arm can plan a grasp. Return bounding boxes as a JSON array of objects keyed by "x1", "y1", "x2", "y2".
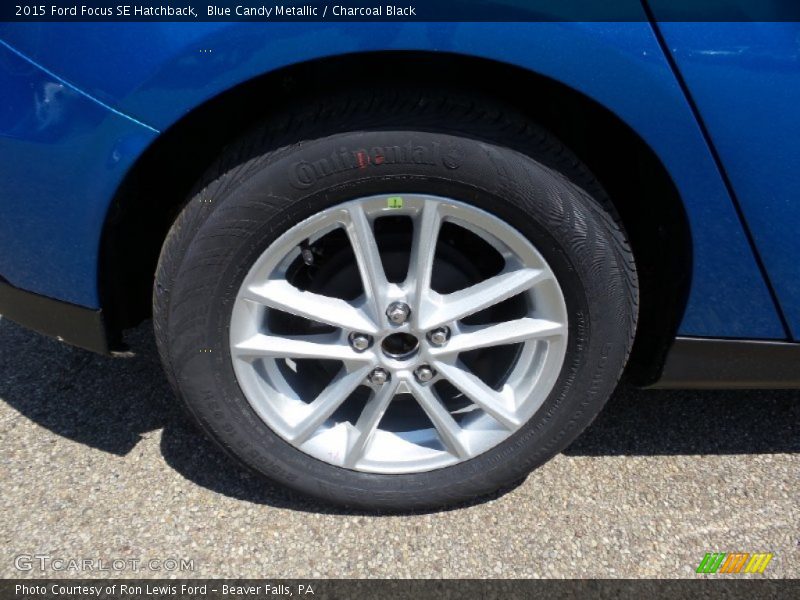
[
  {"x1": 0, "y1": 41, "x2": 156, "y2": 307},
  {"x1": 655, "y1": 22, "x2": 800, "y2": 340},
  {"x1": 0, "y1": 19, "x2": 791, "y2": 339}
]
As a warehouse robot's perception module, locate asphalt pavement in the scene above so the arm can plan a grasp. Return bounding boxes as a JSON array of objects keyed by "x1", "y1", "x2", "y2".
[{"x1": 1, "y1": 316, "x2": 797, "y2": 578}]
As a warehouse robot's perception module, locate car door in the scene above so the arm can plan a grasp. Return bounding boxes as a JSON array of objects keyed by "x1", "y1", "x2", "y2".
[{"x1": 650, "y1": 18, "x2": 800, "y2": 339}]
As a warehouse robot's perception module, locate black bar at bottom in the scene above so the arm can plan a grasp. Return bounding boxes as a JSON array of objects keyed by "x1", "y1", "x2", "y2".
[{"x1": 2, "y1": 579, "x2": 797, "y2": 600}]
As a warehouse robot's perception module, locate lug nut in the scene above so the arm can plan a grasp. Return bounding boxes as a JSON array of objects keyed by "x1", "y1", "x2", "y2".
[
  {"x1": 427, "y1": 327, "x2": 450, "y2": 346},
  {"x1": 368, "y1": 368, "x2": 390, "y2": 386},
  {"x1": 349, "y1": 332, "x2": 372, "y2": 352},
  {"x1": 386, "y1": 302, "x2": 411, "y2": 325},
  {"x1": 414, "y1": 365, "x2": 435, "y2": 383}
]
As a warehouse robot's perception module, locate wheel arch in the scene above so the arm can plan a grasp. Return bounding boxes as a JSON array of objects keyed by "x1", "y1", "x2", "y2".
[{"x1": 99, "y1": 51, "x2": 691, "y2": 384}]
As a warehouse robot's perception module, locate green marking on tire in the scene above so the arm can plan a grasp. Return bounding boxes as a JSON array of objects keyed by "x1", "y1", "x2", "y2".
[{"x1": 387, "y1": 196, "x2": 404, "y2": 209}]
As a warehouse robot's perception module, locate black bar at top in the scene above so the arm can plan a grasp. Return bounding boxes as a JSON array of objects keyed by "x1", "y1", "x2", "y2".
[{"x1": 3, "y1": 0, "x2": 800, "y2": 23}]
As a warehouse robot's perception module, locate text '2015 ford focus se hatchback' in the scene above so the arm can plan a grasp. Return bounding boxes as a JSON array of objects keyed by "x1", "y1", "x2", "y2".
[{"x1": 1, "y1": 12, "x2": 799, "y2": 509}]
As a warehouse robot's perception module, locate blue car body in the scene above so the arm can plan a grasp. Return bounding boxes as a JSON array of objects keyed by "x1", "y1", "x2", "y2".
[{"x1": 1, "y1": 15, "x2": 799, "y2": 384}]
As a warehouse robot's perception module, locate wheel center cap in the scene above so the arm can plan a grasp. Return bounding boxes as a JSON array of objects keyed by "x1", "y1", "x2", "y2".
[{"x1": 381, "y1": 332, "x2": 420, "y2": 360}]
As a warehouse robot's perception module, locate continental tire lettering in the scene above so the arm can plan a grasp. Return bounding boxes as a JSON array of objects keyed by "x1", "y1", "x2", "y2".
[
  {"x1": 290, "y1": 161, "x2": 316, "y2": 189},
  {"x1": 441, "y1": 143, "x2": 463, "y2": 169},
  {"x1": 288, "y1": 142, "x2": 463, "y2": 188}
]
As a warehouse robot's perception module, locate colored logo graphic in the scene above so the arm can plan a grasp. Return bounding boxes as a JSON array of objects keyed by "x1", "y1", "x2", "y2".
[
  {"x1": 696, "y1": 552, "x2": 774, "y2": 574},
  {"x1": 387, "y1": 196, "x2": 404, "y2": 209}
]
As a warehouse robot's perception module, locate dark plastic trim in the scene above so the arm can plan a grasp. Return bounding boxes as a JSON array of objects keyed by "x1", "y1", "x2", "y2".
[
  {"x1": 649, "y1": 336, "x2": 800, "y2": 389},
  {"x1": 0, "y1": 278, "x2": 110, "y2": 354}
]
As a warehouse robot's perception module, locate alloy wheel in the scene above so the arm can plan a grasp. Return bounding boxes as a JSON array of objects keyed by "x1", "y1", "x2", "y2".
[{"x1": 229, "y1": 194, "x2": 568, "y2": 474}]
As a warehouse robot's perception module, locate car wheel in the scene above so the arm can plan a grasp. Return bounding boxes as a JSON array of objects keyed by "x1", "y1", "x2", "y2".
[{"x1": 153, "y1": 89, "x2": 638, "y2": 510}]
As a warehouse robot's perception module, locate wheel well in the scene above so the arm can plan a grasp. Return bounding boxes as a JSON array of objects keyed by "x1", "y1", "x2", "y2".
[{"x1": 100, "y1": 51, "x2": 691, "y2": 384}]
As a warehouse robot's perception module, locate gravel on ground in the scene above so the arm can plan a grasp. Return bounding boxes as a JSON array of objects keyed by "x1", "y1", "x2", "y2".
[{"x1": 1, "y1": 317, "x2": 797, "y2": 579}]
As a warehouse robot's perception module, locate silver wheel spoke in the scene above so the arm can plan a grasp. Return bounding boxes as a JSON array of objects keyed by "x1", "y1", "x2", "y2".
[
  {"x1": 433, "y1": 318, "x2": 565, "y2": 356},
  {"x1": 409, "y1": 381, "x2": 470, "y2": 459},
  {"x1": 233, "y1": 333, "x2": 368, "y2": 363},
  {"x1": 421, "y1": 267, "x2": 547, "y2": 329},
  {"x1": 290, "y1": 367, "x2": 371, "y2": 444},
  {"x1": 344, "y1": 378, "x2": 400, "y2": 468},
  {"x1": 243, "y1": 280, "x2": 377, "y2": 334},
  {"x1": 345, "y1": 205, "x2": 388, "y2": 317},
  {"x1": 407, "y1": 200, "x2": 442, "y2": 313},
  {"x1": 435, "y1": 361, "x2": 520, "y2": 430}
]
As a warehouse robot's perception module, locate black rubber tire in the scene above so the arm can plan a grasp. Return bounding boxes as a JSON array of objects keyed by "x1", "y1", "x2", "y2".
[{"x1": 153, "y1": 88, "x2": 638, "y2": 511}]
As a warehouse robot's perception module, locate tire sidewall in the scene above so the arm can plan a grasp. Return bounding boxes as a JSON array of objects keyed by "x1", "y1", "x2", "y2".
[{"x1": 160, "y1": 130, "x2": 633, "y2": 509}]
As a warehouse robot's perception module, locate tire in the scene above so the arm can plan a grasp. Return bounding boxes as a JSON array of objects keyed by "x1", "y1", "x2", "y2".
[{"x1": 153, "y1": 88, "x2": 638, "y2": 511}]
